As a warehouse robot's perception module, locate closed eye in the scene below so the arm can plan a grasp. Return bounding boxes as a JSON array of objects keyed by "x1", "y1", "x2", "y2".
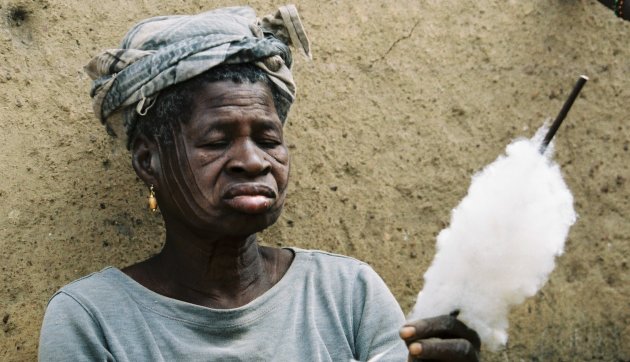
[
  {"x1": 201, "y1": 140, "x2": 230, "y2": 149},
  {"x1": 256, "y1": 138, "x2": 282, "y2": 148}
]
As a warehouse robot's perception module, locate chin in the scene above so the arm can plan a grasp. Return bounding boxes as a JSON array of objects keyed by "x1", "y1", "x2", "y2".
[{"x1": 215, "y1": 206, "x2": 284, "y2": 237}]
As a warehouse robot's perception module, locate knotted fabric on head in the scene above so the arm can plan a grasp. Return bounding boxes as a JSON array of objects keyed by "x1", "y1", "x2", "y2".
[{"x1": 85, "y1": 5, "x2": 311, "y2": 141}]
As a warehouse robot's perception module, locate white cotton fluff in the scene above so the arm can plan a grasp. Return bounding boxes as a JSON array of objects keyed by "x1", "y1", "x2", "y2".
[{"x1": 408, "y1": 128, "x2": 576, "y2": 351}]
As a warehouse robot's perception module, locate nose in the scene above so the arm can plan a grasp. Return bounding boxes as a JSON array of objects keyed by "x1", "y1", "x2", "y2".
[{"x1": 226, "y1": 138, "x2": 271, "y2": 177}]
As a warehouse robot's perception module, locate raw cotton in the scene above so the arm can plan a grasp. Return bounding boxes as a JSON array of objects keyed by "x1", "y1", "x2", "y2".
[{"x1": 408, "y1": 128, "x2": 576, "y2": 351}]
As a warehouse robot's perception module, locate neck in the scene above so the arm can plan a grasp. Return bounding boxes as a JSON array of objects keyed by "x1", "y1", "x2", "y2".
[
  {"x1": 125, "y1": 226, "x2": 293, "y2": 309},
  {"x1": 164, "y1": 230, "x2": 266, "y2": 287}
]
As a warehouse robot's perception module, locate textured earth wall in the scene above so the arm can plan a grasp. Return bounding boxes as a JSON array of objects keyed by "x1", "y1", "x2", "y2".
[{"x1": 1, "y1": 0, "x2": 628, "y2": 360}]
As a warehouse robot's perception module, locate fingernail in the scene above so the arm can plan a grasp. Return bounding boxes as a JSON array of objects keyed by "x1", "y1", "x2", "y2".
[
  {"x1": 409, "y1": 342, "x2": 423, "y2": 356},
  {"x1": 399, "y1": 326, "x2": 416, "y2": 338}
]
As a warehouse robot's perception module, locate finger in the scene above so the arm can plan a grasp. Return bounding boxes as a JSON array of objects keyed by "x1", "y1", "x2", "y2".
[
  {"x1": 402, "y1": 315, "x2": 481, "y2": 349},
  {"x1": 410, "y1": 338, "x2": 478, "y2": 362},
  {"x1": 407, "y1": 343, "x2": 434, "y2": 362},
  {"x1": 400, "y1": 326, "x2": 416, "y2": 339}
]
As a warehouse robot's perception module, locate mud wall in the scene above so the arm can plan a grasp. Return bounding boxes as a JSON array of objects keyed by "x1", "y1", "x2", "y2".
[{"x1": 1, "y1": 0, "x2": 628, "y2": 360}]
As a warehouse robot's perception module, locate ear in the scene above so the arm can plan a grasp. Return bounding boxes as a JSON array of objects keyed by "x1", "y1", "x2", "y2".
[{"x1": 131, "y1": 134, "x2": 160, "y2": 188}]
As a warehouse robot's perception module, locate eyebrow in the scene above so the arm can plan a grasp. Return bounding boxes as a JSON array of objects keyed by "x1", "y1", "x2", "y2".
[
  {"x1": 251, "y1": 119, "x2": 283, "y2": 134},
  {"x1": 195, "y1": 118, "x2": 283, "y2": 138}
]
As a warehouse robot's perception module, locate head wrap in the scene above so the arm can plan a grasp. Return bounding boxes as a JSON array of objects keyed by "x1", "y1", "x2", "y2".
[{"x1": 85, "y1": 5, "x2": 311, "y2": 140}]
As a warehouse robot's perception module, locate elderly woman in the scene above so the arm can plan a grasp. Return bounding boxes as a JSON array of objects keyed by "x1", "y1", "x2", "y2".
[{"x1": 39, "y1": 5, "x2": 479, "y2": 361}]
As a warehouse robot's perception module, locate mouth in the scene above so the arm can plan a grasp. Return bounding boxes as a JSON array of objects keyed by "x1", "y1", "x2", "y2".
[{"x1": 222, "y1": 184, "x2": 277, "y2": 214}]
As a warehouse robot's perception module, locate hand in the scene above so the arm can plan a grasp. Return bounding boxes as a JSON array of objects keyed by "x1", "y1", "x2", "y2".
[{"x1": 399, "y1": 312, "x2": 480, "y2": 362}]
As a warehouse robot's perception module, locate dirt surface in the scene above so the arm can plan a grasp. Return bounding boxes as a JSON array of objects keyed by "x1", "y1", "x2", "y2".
[{"x1": 1, "y1": 0, "x2": 628, "y2": 360}]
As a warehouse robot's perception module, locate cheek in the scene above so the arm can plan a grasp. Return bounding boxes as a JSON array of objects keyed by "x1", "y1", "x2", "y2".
[
  {"x1": 190, "y1": 161, "x2": 227, "y2": 201},
  {"x1": 271, "y1": 147, "x2": 290, "y2": 188},
  {"x1": 185, "y1": 149, "x2": 226, "y2": 194},
  {"x1": 275, "y1": 165, "x2": 290, "y2": 194},
  {"x1": 168, "y1": 142, "x2": 222, "y2": 211},
  {"x1": 270, "y1": 144, "x2": 289, "y2": 165}
]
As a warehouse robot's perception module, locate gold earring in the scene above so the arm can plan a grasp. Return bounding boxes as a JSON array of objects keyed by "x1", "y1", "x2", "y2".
[{"x1": 148, "y1": 185, "x2": 158, "y2": 212}]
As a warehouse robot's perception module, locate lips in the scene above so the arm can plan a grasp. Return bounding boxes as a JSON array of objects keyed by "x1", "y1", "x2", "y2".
[{"x1": 222, "y1": 184, "x2": 277, "y2": 214}]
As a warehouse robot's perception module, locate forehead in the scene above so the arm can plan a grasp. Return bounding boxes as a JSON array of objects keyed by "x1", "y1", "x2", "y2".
[{"x1": 185, "y1": 80, "x2": 281, "y2": 133}]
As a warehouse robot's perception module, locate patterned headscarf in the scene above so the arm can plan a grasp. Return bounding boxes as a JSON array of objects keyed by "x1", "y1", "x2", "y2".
[{"x1": 85, "y1": 5, "x2": 310, "y2": 141}]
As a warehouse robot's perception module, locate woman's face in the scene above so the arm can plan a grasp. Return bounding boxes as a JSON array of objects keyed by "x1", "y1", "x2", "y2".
[{"x1": 155, "y1": 80, "x2": 289, "y2": 238}]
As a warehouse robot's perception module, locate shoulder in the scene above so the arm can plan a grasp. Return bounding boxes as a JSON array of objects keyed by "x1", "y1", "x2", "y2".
[
  {"x1": 57, "y1": 267, "x2": 125, "y2": 296},
  {"x1": 58, "y1": 267, "x2": 120, "y2": 292},
  {"x1": 40, "y1": 269, "x2": 122, "y2": 361},
  {"x1": 288, "y1": 248, "x2": 397, "y2": 305},
  {"x1": 289, "y1": 247, "x2": 372, "y2": 272},
  {"x1": 45, "y1": 267, "x2": 135, "y2": 320},
  {"x1": 289, "y1": 248, "x2": 390, "y2": 291},
  {"x1": 287, "y1": 249, "x2": 407, "y2": 361}
]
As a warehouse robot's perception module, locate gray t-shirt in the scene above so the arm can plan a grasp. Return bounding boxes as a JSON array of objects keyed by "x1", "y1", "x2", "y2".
[{"x1": 39, "y1": 248, "x2": 408, "y2": 361}]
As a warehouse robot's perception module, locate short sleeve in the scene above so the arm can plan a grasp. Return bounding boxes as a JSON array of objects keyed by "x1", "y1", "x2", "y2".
[
  {"x1": 39, "y1": 292, "x2": 114, "y2": 362},
  {"x1": 352, "y1": 265, "x2": 408, "y2": 362}
]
